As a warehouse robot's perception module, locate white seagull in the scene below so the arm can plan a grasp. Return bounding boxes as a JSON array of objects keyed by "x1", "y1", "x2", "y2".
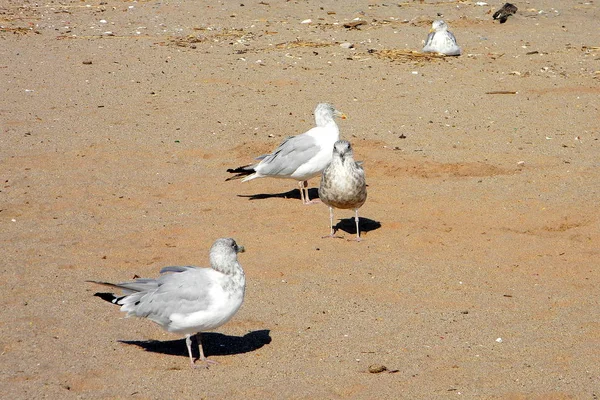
[
  {"x1": 89, "y1": 238, "x2": 246, "y2": 368},
  {"x1": 319, "y1": 140, "x2": 368, "y2": 241},
  {"x1": 227, "y1": 103, "x2": 346, "y2": 204},
  {"x1": 422, "y1": 20, "x2": 461, "y2": 56}
]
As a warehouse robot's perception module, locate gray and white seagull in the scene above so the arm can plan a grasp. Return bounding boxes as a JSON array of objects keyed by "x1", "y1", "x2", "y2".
[
  {"x1": 319, "y1": 140, "x2": 368, "y2": 241},
  {"x1": 422, "y1": 20, "x2": 462, "y2": 56},
  {"x1": 88, "y1": 238, "x2": 246, "y2": 368},
  {"x1": 227, "y1": 103, "x2": 346, "y2": 204}
]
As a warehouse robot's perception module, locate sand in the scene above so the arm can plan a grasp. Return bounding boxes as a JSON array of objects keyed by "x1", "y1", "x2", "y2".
[{"x1": 1, "y1": 0, "x2": 599, "y2": 398}]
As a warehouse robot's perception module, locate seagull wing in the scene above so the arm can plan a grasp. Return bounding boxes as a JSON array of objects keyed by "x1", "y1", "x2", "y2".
[
  {"x1": 424, "y1": 31, "x2": 435, "y2": 47},
  {"x1": 118, "y1": 267, "x2": 220, "y2": 327},
  {"x1": 255, "y1": 133, "x2": 320, "y2": 177}
]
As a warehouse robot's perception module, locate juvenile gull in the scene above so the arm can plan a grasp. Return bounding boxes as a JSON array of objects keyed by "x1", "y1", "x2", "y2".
[
  {"x1": 422, "y1": 20, "x2": 461, "y2": 56},
  {"x1": 319, "y1": 140, "x2": 367, "y2": 241},
  {"x1": 88, "y1": 238, "x2": 246, "y2": 368},
  {"x1": 227, "y1": 103, "x2": 346, "y2": 204}
]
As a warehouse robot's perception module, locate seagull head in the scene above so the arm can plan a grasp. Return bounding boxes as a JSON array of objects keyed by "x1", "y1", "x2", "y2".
[
  {"x1": 209, "y1": 238, "x2": 244, "y2": 274},
  {"x1": 430, "y1": 20, "x2": 449, "y2": 33},
  {"x1": 332, "y1": 140, "x2": 353, "y2": 162},
  {"x1": 314, "y1": 103, "x2": 347, "y2": 126}
]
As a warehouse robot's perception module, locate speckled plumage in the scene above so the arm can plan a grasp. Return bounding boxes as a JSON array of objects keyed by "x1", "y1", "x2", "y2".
[{"x1": 319, "y1": 140, "x2": 367, "y2": 241}]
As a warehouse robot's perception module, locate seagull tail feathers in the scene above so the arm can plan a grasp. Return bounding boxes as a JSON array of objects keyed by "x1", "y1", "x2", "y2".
[
  {"x1": 88, "y1": 280, "x2": 146, "y2": 313},
  {"x1": 226, "y1": 165, "x2": 255, "y2": 181}
]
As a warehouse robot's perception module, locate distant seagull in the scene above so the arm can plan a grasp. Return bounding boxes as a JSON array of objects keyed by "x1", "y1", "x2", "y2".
[
  {"x1": 319, "y1": 140, "x2": 367, "y2": 241},
  {"x1": 422, "y1": 20, "x2": 461, "y2": 56},
  {"x1": 227, "y1": 103, "x2": 346, "y2": 204},
  {"x1": 493, "y1": 3, "x2": 518, "y2": 23},
  {"x1": 88, "y1": 238, "x2": 246, "y2": 368}
]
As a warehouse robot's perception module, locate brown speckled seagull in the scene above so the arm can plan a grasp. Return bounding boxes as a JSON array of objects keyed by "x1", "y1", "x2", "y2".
[{"x1": 319, "y1": 140, "x2": 367, "y2": 241}]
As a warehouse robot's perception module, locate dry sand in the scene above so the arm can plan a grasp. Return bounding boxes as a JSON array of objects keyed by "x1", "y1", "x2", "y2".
[{"x1": 1, "y1": 0, "x2": 599, "y2": 398}]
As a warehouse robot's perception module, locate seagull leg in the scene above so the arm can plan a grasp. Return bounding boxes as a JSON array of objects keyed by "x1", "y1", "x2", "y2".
[
  {"x1": 303, "y1": 180, "x2": 310, "y2": 203},
  {"x1": 348, "y1": 209, "x2": 363, "y2": 242},
  {"x1": 185, "y1": 334, "x2": 196, "y2": 368},
  {"x1": 298, "y1": 181, "x2": 306, "y2": 204},
  {"x1": 185, "y1": 333, "x2": 217, "y2": 368},
  {"x1": 329, "y1": 207, "x2": 335, "y2": 236},
  {"x1": 197, "y1": 333, "x2": 218, "y2": 367},
  {"x1": 302, "y1": 180, "x2": 322, "y2": 205},
  {"x1": 322, "y1": 207, "x2": 343, "y2": 239}
]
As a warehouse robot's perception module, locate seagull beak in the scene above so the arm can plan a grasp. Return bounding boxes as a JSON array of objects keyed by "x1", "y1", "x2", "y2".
[
  {"x1": 334, "y1": 110, "x2": 347, "y2": 120},
  {"x1": 429, "y1": 28, "x2": 435, "y2": 33},
  {"x1": 237, "y1": 245, "x2": 245, "y2": 253}
]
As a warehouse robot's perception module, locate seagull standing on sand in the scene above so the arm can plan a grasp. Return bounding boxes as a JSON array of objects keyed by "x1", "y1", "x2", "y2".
[
  {"x1": 422, "y1": 20, "x2": 461, "y2": 56},
  {"x1": 88, "y1": 238, "x2": 246, "y2": 368},
  {"x1": 319, "y1": 140, "x2": 367, "y2": 241},
  {"x1": 227, "y1": 103, "x2": 346, "y2": 204}
]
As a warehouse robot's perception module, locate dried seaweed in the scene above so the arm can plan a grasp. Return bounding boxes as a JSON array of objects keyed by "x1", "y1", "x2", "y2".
[
  {"x1": 369, "y1": 49, "x2": 447, "y2": 63},
  {"x1": 0, "y1": 26, "x2": 39, "y2": 35},
  {"x1": 167, "y1": 34, "x2": 206, "y2": 48},
  {"x1": 274, "y1": 40, "x2": 338, "y2": 50}
]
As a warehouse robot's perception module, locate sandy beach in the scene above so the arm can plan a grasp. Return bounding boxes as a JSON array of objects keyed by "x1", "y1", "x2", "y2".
[{"x1": 1, "y1": 0, "x2": 599, "y2": 398}]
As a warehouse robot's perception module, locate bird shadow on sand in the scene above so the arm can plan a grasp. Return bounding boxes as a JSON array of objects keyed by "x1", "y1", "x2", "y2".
[
  {"x1": 333, "y1": 217, "x2": 381, "y2": 236},
  {"x1": 120, "y1": 329, "x2": 272, "y2": 359},
  {"x1": 236, "y1": 188, "x2": 319, "y2": 201}
]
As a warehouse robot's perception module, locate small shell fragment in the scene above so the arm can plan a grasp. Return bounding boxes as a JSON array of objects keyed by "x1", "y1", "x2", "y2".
[{"x1": 368, "y1": 364, "x2": 388, "y2": 373}]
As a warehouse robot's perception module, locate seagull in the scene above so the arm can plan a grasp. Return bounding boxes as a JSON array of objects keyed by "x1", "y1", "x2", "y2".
[
  {"x1": 422, "y1": 20, "x2": 461, "y2": 56},
  {"x1": 319, "y1": 140, "x2": 367, "y2": 241},
  {"x1": 227, "y1": 103, "x2": 346, "y2": 204},
  {"x1": 88, "y1": 238, "x2": 246, "y2": 368},
  {"x1": 493, "y1": 3, "x2": 518, "y2": 24}
]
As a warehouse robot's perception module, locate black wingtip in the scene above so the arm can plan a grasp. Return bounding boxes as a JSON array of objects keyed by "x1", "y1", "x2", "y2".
[
  {"x1": 93, "y1": 292, "x2": 120, "y2": 304},
  {"x1": 225, "y1": 165, "x2": 255, "y2": 181},
  {"x1": 227, "y1": 166, "x2": 254, "y2": 174}
]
